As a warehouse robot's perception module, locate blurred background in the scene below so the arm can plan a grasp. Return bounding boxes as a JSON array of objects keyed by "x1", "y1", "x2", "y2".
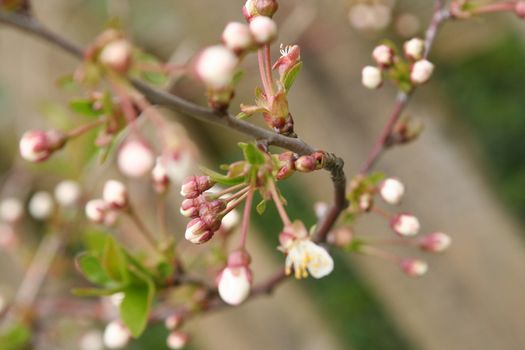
[{"x1": 1, "y1": 0, "x2": 525, "y2": 349}]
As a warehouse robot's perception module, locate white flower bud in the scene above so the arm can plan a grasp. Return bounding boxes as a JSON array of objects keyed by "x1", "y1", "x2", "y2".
[
  {"x1": 167, "y1": 331, "x2": 190, "y2": 349},
  {"x1": 218, "y1": 266, "x2": 252, "y2": 305},
  {"x1": 372, "y1": 44, "x2": 394, "y2": 67},
  {"x1": 103, "y1": 180, "x2": 128, "y2": 209},
  {"x1": 220, "y1": 210, "x2": 239, "y2": 232},
  {"x1": 118, "y1": 140, "x2": 155, "y2": 178},
  {"x1": 19, "y1": 130, "x2": 65, "y2": 162},
  {"x1": 152, "y1": 157, "x2": 170, "y2": 194},
  {"x1": 361, "y1": 65, "x2": 383, "y2": 89},
  {"x1": 99, "y1": 39, "x2": 132, "y2": 73},
  {"x1": 222, "y1": 22, "x2": 253, "y2": 52},
  {"x1": 249, "y1": 16, "x2": 277, "y2": 44},
  {"x1": 195, "y1": 45, "x2": 239, "y2": 89},
  {"x1": 103, "y1": 321, "x2": 130, "y2": 349},
  {"x1": 184, "y1": 218, "x2": 214, "y2": 244},
  {"x1": 391, "y1": 213, "x2": 420, "y2": 236},
  {"x1": 165, "y1": 314, "x2": 184, "y2": 330},
  {"x1": 379, "y1": 178, "x2": 405, "y2": 205},
  {"x1": 80, "y1": 330, "x2": 104, "y2": 350},
  {"x1": 400, "y1": 259, "x2": 428, "y2": 277},
  {"x1": 54, "y1": 180, "x2": 81, "y2": 207},
  {"x1": 28, "y1": 191, "x2": 54, "y2": 220},
  {"x1": 0, "y1": 198, "x2": 23, "y2": 223},
  {"x1": 403, "y1": 38, "x2": 425, "y2": 60},
  {"x1": 419, "y1": 232, "x2": 451, "y2": 253},
  {"x1": 85, "y1": 199, "x2": 117, "y2": 226},
  {"x1": 410, "y1": 59, "x2": 434, "y2": 84}
]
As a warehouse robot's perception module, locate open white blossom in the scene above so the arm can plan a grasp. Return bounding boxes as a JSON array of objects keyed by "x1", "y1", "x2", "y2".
[{"x1": 285, "y1": 239, "x2": 334, "y2": 279}]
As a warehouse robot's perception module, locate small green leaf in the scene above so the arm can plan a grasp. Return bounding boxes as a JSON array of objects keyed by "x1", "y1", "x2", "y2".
[
  {"x1": 83, "y1": 229, "x2": 109, "y2": 255},
  {"x1": 366, "y1": 171, "x2": 386, "y2": 186},
  {"x1": 256, "y1": 200, "x2": 267, "y2": 215},
  {"x1": 102, "y1": 237, "x2": 129, "y2": 283},
  {"x1": 120, "y1": 279, "x2": 155, "y2": 337},
  {"x1": 70, "y1": 99, "x2": 103, "y2": 117},
  {"x1": 0, "y1": 323, "x2": 30, "y2": 350},
  {"x1": 231, "y1": 70, "x2": 244, "y2": 86},
  {"x1": 236, "y1": 111, "x2": 251, "y2": 120},
  {"x1": 199, "y1": 166, "x2": 245, "y2": 186},
  {"x1": 76, "y1": 253, "x2": 113, "y2": 286},
  {"x1": 239, "y1": 143, "x2": 265, "y2": 165},
  {"x1": 282, "y1": 61, "x2": 303, "y2": 92}
]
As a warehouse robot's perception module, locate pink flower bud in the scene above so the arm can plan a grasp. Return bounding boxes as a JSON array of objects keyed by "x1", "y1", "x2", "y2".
[
  {"x1": 180, "y1": 176, "x2": 214, "y2": 199},
  {"x1": 185, "y1": 218, "x2": 214, "y2": 244},
  {"x1": 54, "y1": 180, "x2": 81, "y2": 207},
  {"x1": 400, "y1": 258, "x2": 428, "y2": 277},
  {"x1": 361, "y1": 65, "x2": 383, "y2": 89},
  {"x1": 403, "y1": 38, "x2": 425, "y2": 60},
  {"x1": 118, "y1": 139, "x2": 155, "y2": 178},
  {"x1": 294, "y1": 155, "x2": 316, "y2": 172},
  {"x1": 152, "y1": 157, "x2": 170, "y2": 194},
  {"x1": 217, "y1": 266, "x2": 252, "y2": 305},
  {"x1": 99, "y1": 39, "x2": 132, "y2": 73},
  {"x1": 227, "y1": 249, "x2": 251, "y2": 268},
  {"x1": 222, "y1": 22, "x2": 253, "y2": 53},
  {"x1": 327, "y1": 227, "x2": 353, "y2": 247},
  {"x1": 103, "y1": 321, "x2": 130, "y2": 349},
  {"x1": 249, "y1": 16, "x2": 277, "y2": 44},
  {"x1": 19, "y1": 130, "x2": 66, "y2": 162},
  {"x1": 379, "y1": 178, "x2": 405, "y2": 205},
  {"x1": 372, "y1": 44, "x2": 394, "y2": 67},
  {"x1": 195, "y1": 45, "x2": 239, "y2": 89},
  {"x1": 243, "y1": 0, "x2": 279, "y2": 20},
  {"x1": 418, "y1": 232, "x2": 451, "y2": 253},
  {"x1": 0, "y1": 198, "x2": 23, "y2": 224},
  {"x1": 273, "y1": 44, "x2": 301, "y2": 76},
  {"x1": 103, "y1": 180, "x2": 128, "y2": 209},
  {"x1": 85, "y1": 199, "x2": 116, "y2": 226},
  {"x1": 179, "y1": 197, "x2": 204, "y2": 218},
  {"x1": 516, "y1": 1, "x2": 525, "y2": 18},
  {"x1": 28, "y1": 191, "x2": 55, "y2": 220},
  {"x1": 411, "y1": 59, "x2": 434, "y2": 84},
  {"x1": 167, "y1": 331, "x2": 190, "y2": 349},
  {"x1": 390, "y1": 213, "x2": 420, "y2": 236},
  {"x1": 164, "y1": 314, "x2": 184, "y2": 330}
]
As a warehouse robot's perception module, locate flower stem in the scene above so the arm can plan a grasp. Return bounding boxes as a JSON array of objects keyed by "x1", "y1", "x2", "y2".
[
  {"x1": 239, "y1": 189, "x2": 254, "y2": 248},
  {"x1": 263, "y1": 44, "x2": 275, "y2": 95},
  {"x1": 269, "y1": 180, "x2": 291, "y2": 226},
  {"x1": 359, "y1": 245, "x2": 401, "y2": 264},
  {"x1": 258, "y1": 48, "x2": 272, "y2": 97},
  {"x1": 66, "y1": 118, "x2": 105, "y2": 138},
  {"x1": 127, "y1": 206, "x2": 159, "y2": 251}
]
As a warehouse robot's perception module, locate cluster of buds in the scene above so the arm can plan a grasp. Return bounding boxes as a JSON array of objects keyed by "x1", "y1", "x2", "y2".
[
  {"x1": 362, "y1": 38, "x2": 435, "y2": 90},
  {"x1": 276, "y1": 151, "x2": 325, "y2": 180},
  {"x1": 19, "y1": 129, "x2": 67, "y2": 163},
  {"x1": 85, "y1": 180, "x2": 128, "y2": 226},
  {"x1": 164, "y1": 314, "x2": 190, "y2": 349},
  {"x1": 217, "y1": 249, "x2": 253, "y2": 305},
  {"x1": 180, "y1": 176, "x2": 224, "y2": 244},
  {"x1": 195, "y1": 1, "x2": 278, "y2": 109}
]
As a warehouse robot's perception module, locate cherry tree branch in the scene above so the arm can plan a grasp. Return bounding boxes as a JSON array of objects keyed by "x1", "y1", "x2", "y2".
[{"x1": 359, "y1": 1, "x2": 451, "y2": 174}]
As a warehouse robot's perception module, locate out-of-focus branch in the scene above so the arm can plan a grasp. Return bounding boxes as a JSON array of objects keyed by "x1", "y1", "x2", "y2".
[{"x1": 359, "y1": 1, "x2": 451, "y2": 174}]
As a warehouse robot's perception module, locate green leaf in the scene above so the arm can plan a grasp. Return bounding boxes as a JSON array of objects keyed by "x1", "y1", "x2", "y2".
[
  {"x1": 135, "y1": 52, "x2": 169, "y2": 86},
  {"x1": 231, "y1": 70, "x2": 244, "y2": 86},
  {"x1": 239, "y1": 143, "x2": 265, "y2": 165},
  {"x1": 0, "y1": 323, "x2": 30, "y2": 350},
  {"x1": 366, "y1": 171, "x2": 386, "y2": 186},
  {"x1": 282, "y1": 61, "x2": 303, "y2": 92},
  {"x1": 76, "y1": 253, "x2": 113, "y2": 286},
  {"x1": 256, "y1": 200, "x2": 267, "y2": 215},
  {"x1": 70, "y1": 99, "x2": 104, "y2": 117},
  {"x1": 120, "y1": 279, "x2": 155, "y2": 337},
  {"x1": 83, "y1": 229, "x2": 110, "y2": 255},
  {"x1": 236, "y1": 111, "x2": 251, "y2": 120},
  {"x1": 102, "y1": 237, "x2": 129, "y2": 283},
  {"x1": 199, "y1": 166, "x2": 245, "y2": 186},
  {"x1": 56, "y1": 74, "x2": 77, "y2": 90}
]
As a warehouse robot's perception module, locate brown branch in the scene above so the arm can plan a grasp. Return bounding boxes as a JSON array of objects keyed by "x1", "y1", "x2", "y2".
[
  {"x1": 359, "y1": 1, "x2": 451, "y2": 174},
  {"x1": 0, "y1": 10, "x2": 347, "y2": 309}
]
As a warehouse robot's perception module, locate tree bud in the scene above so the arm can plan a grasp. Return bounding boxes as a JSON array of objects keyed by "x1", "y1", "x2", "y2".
[
  {"x1": 217, "y1": 266, "x2": 252, "y2": 305},
  {"x1": 195, "y1": 45, "x2": 238, "y2": 89},
  {"x1": 99, "y1": 39, "x2": 132, "y2": 73},
  {"x1": 103, "y1": 180, "x2": 128, "y2": 209},
  {"x1": 391, "y1": 213, "x2": 420, "y2": 237},
  {"x1": 180, "y1": 176, "x2": 214, "y2": 199},
  {"x1": 118, "y1": 139, "x2": 155, "y2": 178},
  {"x1": 372, "y1": 44, "x2": 394, "y2": 67},
  {"x1": 222, "y1": 22, "x2": 253, "y2": 53},
  {"x1": 403, "y1": 37, "x2": 425, "y2": 60},
  {"x1": 400, "y1": 258, "x2": 428, "y2": 277},
  {"x1": 243, "y1": 0, "x2": 279, "y2": 20},
  {"x1": 54, "y1": 180, "x2": 81, "y2": 207},
  {"x1": 0, "y1": 198, "x2": 23, "y2": 224},
  {"x1": 249, "y1": 16, "x2": 277, "y2": 44},
  {"x1": 379, "y1": 178, "x2": 405, "y2": 205},
  {"x1": 411, "y1": 59, "x2": 434, "y2": 84},
  {"x1": 19, "y1": 129, "x2": 66, "y2": 162},
  {"x1": 361, "y1": 65, "x2": 383, "y2": 89},
  {"x1": 418, "y1": 232, "x2": 451, "y2": 253},
  {"x1": 167, "y1": 331, "x2": 190, "y2": 349},
  {"x1": 28, "y1": 191, "x2": 55, "y2": 220},
  {"x1": 103, "y1": 321, "x2": 130, "y2": 349}
]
